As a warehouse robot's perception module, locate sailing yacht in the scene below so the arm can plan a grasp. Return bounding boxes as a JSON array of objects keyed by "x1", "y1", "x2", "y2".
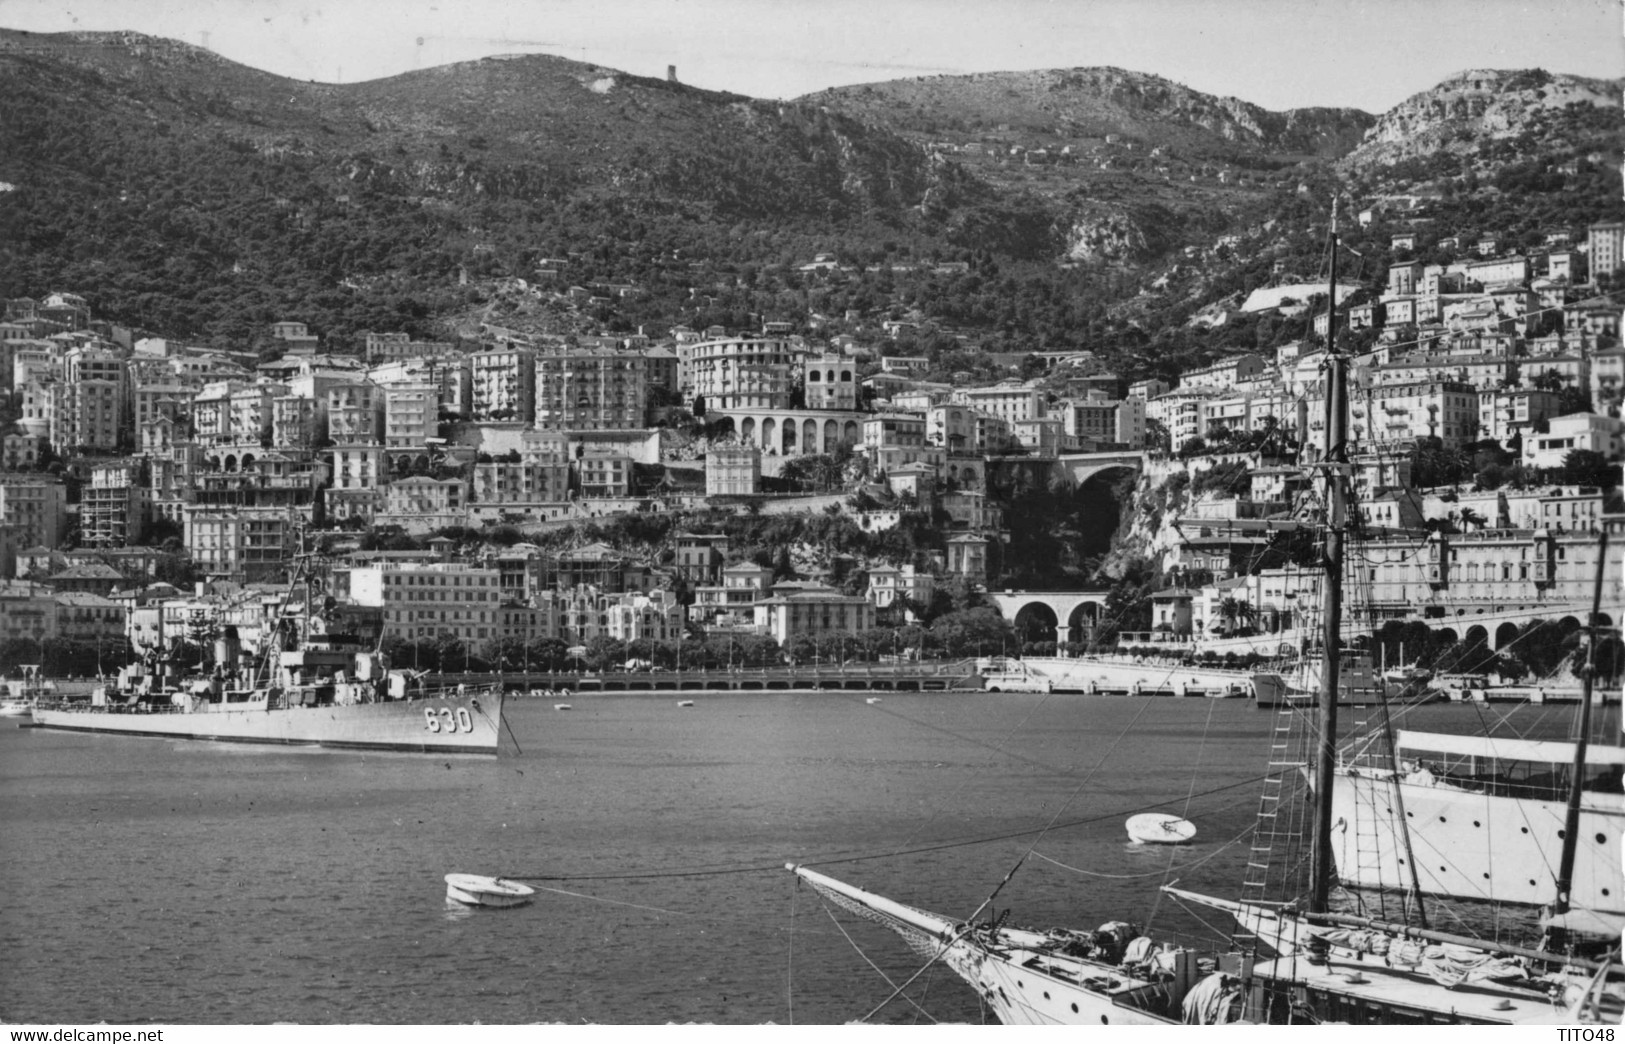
[{"x1": 787, "y1": 201, "x2": 1625, "y2": 1025}]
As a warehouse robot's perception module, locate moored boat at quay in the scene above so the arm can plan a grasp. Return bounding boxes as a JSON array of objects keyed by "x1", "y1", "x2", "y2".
[{"x1": 1018, "y1": 654, "x2": 1286, "y2": 700}]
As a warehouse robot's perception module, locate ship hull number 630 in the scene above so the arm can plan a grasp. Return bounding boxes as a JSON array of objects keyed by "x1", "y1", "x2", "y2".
[{"x1": 424, "y1": 706, "x2": 475, "y2": 733}]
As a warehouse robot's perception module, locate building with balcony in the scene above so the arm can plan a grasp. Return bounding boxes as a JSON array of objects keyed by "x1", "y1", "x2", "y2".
[
  {"x1": 678, "y1": 337, "x2": 798, "y2": 410},
  {"x1": 471, "y1": 346, "x2": 536, "y2": 422},
  {"x1": 534, "y1": 352, "x2": 648, "y2": 431}
]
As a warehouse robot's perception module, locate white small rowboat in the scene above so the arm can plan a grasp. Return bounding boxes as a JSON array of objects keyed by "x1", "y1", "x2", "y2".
[
  {"x1": 1125, "y1": 813, "x2": 1197, "y2": 845},
  {"x1": 444, "y1": 874, "x2": 536, "y2": 908}
]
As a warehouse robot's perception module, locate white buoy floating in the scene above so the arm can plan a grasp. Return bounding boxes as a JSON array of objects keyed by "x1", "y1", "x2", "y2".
[
  {"x1": 677, "y1": 699, "x2": 695, "y2": 707},
  {"x1": 866, "y1": 697, "x2": 882, "y2": 705},
  {"x1": 444, "y1": 874, "x2": 535, "y2": 908},
  {"x1": 554, "y1": 703, "x2": 572, "y2": 711},
  {"x1": 1125, "y1": 813, "x2": 1197, "y2": 845}
]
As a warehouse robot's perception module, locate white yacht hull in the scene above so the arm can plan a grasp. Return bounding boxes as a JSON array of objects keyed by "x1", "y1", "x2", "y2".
[
  {"x1": 1330, "y1": 768, "x2": 1625, "y2": 913},
  {"x1": 790, "y1": 865, "x2": 1179, "y2": 1025},
  {"x1": 1020, "y1": 657, "x2": 1281, "y2": 700}
]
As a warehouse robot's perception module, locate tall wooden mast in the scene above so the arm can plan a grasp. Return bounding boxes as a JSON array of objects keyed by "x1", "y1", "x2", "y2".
[{"x1": 1310, "y1": 200, "x2": 1347, "y2": 916}]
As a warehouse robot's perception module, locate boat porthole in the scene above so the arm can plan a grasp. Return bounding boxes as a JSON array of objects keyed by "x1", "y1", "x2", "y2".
[
  {"x1": 1483, "y1": 873, "x2": 1490, "y2": 880},
  {"x1": 1473, "y1": 820, "x2": 1481, "y2": 827},
  {"x1": 1439, "y1": 816, "x2": 1446, "y2": 823},
  {"x1": 1530, "y1": 879, "x2": 1538, "y2": 886},
  {"x1": 1071, "y1": 1004, "x2": 1079, "y2": 1014},
  {"x1": 1406, "y1": 811, "x2": 1413, "y2": 818},
  {"x1": 1044, "y1": 991, "x2": 1051, "y2": 1000},
  {"x1": 1558, "y1": 830, "x2": 1566, "y2": 840},
  {"x1": 1521, "y1": 827, "x2": 1529, "y2": 834},
  {"x1": 1440, "y1": 866, "x2": 1447, "y2": 872},
  {"x1": 1017, "y1": 980, "x2": 1023, "y2": 989},
  {"x1": 1598, "y1": 833, "x2": 1608, "y2": 845},
  {"x1": 1397, "y1": 857, "x2": 1405, "y2": 865},
  {"x1": 1100, "y1": 1016, "x2": 1109, "y2": 1025},
  {"x1": 1604, "y1": 889, "x2": 1612, "y2": 897}
]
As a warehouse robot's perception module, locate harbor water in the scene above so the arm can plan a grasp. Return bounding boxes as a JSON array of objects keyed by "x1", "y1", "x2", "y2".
[{"x1": 0, "y1": 692, "x2": 1589, "y2": 1024}]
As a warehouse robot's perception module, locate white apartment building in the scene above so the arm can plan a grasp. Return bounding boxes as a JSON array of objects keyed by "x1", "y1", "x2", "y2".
[
  {"x1": 950, "y1": 384, "x2": 1044, "y2": 425},
  {"x1": 1353, "y1": 380, "x2": 1479, "y2": 451},
  {"x1": 926, "y1": 405, "x2": 1014, "y2": 453},
  {"x1": 472, "y1": 461, "x2": 570, "y2": 504},
  {"x1": 350, "y1": 563, "x2": 502, "y2": 644},
  {"x1": 1523, "y1": 413, "x2": 1625, "y2": 469},
  {"x1": 326, "y1": 381, "x2": 385, "y2": 444},
  {"x1": 383, "y1": 383, "x2": 437, "y2": 450},
  {"x1": 471, "y1": 346, "x2": 536, "y2": 422},
  {"x1": 534, "y1": 353, "x2": 647, "y2": 431},
  {"x1": 678, "y1": 337, "x2": 798, "y2": 410}
]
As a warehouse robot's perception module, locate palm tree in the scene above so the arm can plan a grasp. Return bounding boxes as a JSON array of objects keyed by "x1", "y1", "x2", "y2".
[
  {"x1": 1217, "y1": 597, "x2": 1257, "y2": 636},
  {"x1": 1458, "y1": 507, "x2": 1488, "y2": 532}
]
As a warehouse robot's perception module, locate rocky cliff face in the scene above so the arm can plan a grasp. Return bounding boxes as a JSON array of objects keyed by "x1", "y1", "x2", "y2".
[
  {"x1": 805, "y1": 67, "x2": 1374, "y2": 160},
  {"x1": 1340, "y1": 68, "x2": 1621, "y2": 170}
]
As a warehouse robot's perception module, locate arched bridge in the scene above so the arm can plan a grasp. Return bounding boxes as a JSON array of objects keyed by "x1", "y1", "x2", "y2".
[
  {"x1": 1370, "y1": 602, "x2": 1606, "y2": 652},
  {"x1": 989, "y1": 590, "x2": 1113, "y2": 644},
  {"x1": 1055, "y1": 450, "x2": 1146, "y2": 486}
]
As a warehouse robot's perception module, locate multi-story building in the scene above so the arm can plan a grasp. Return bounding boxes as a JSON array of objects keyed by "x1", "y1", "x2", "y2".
[
  {"x1": 0, "y1": 474, "x2": 66, "y2": 556},
  {"x1": 132, "y1": 379, "x2": 196, "y2": 434},
  {"x1": 641, "y1": 345, "x2": 679, "y2": 395},
  {"x1": 950, "y1": 384, "x2": 1044, "y2": 425},
  {"x1": 350, "y1": 562, "x2": 503, "y2": 645},
  {"x1": 1591, "y1": 346, "x2": 1625, "y2": 414},
  {"x1": 690, "y1": 562, "x2": 775, "y2": 630},
  {"x1": 866, "y1": 564, "x2": 934, "y2": 616},
  {"x1": 382, "y1": 382, "x2": 438, "y2": 457},
  {"x1": 1146, "y1": 387, "x2": 1215, "y2": 449},
  {"x1": 534, "y1": 353, "x2": 648, "y2": 430},
  {"x1": 50, "y1": 379, "x2": 123, "y2": 453},
  {"x1": 1354, "y1": 380, "x2": 1479, "y2": 451},
  {"x1": 52, "y1": 591, "x2": 125, "y2": 644},
  {"x1": 471, "y1": 461, "x2": 569, "y2": 505},
  {"x1": 1011, "y1": 417, "x2": 1065, "y2": 455},
  {"x1": 1477, "y1": 388, "x2": 1563, "y2": 445},
  {"x1": 326, "y1": 381, "x2": 385, "y2": 444},
  {"x1": 183, "y1": 506, "x2": 297, "y2": 582},
  {"x1": 678, "y1": 337, "x2": 798, "y2": 410},
  {"x1": 863, "y1": 413, "x2": 928, "y2": 451},
  {"x1": 228, "y1": 384, "x2": 282, "y2": 446},
  {"x1": 1523, "y1": 413, "x2": 1625, "y2": 469},
  {"x1": 1387, "y1": 261, "x2": 1423, "y2": 297},
  {"x1": 926, "y1": 405, "x2": 1015, "y2": 454},
  {"x1": 364, "y1": 332, "x2": 455, "y2": 363},
  {"x1": 81, "y1": 461, "x2": 149, "y2": 548},
  {"x1": 577, "y1": 451, "x2": 632, "y2": 498},
  {"x1": 1059, "y1": 398, "x2": 1145, "y2": 447},
  {"x1": 470, "y1": 346, "x2": 536, "y2": 422},
  {"x1": 1, "y1": 433, "x2": 40, "y2": 471},
  {"x1": 673, "y1": 532, "x2": 730, "y2": 585},
  {"x1": 801, "y1": 353, "x2": 857, "y2": 411},
  {"x1": 706, "y1": 445, "x2": 761, "y2": 496},
  {"x1": 1587, "y1": 221, "x2": 1623, "y2": 278},
  {"x1": 383, "y1": 476, "x2": 467, "y2": 518},
  {"x1": 0, "y1": 580, "x2": 57, "y2": 642},
  {"x1": 1179, "y1": 354, "x2": 1266, "y2": 392},
  {"x1": 602, "y1": 589, "x2": 684, "y2": 643},
  {"x1": 753, "y1": 582, "x2": 877, "y2": 648},
  {"x1": 271, "y1": 394, "x2": 323, "y2": 450}
]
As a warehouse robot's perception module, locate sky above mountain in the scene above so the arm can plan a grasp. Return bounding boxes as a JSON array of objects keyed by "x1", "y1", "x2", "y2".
[{"x1": 5, "y1": 0, "x2": 1620, "y2": 112}]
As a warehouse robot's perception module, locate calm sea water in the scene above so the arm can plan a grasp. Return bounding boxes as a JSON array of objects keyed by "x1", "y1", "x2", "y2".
[{"x1": 0, "y1": 692, "x2": 1590, "y2": 1025}]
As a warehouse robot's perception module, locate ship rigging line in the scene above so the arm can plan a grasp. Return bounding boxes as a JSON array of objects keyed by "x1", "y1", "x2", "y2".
[{"x1": 502, "y1": 767, "x2": 1278, "y2": 883}]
